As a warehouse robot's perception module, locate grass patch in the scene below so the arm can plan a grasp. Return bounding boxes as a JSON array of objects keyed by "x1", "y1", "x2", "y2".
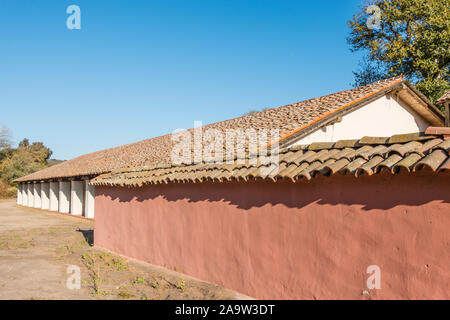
[
  {"x1": 0, "y1": 232, "x2": 35, "y2": 250},
  {"x1": 81, "y1": 251, "x2": 130, "y2": 296},
  {"x1": 134, "y1": 277, "x2": 145, "y2": 284},
  {"x1": 118, "y1": 291, "x2": 135, "y2": 299},
  {"x1": 151, "y1": 280, "x2": 160, "y2": 289},
  {"x1": 175, "y1": 279, "x2": 186, "y2": 291}
]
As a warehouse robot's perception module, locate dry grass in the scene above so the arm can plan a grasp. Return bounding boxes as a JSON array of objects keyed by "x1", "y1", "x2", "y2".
[
  {"x1": 0, "y1": 181, "x2": 16, "y2": 199},
  {"x1": 0, "y1": 230, "x2": 35, "y2": 250}
]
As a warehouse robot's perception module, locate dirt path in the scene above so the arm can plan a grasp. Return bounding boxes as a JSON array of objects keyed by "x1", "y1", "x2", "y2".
[{"x1": 0, "y1": 200, "x2": 248, "y2": 300}]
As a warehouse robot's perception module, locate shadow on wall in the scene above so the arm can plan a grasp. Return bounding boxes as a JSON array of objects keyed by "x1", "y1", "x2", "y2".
[{"x1": 97, "y1": 170, "x2": 450, "y2": 211}]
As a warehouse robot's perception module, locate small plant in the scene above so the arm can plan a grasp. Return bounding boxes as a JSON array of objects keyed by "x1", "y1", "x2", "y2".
[
  {"x1": 175, "y1": 279, "x2": 186, "y2": 291},
  {"x1": 81, "y1": 252, "x2": 95, "y2": 268},
  {"x1": 151, "y1": 281, "x2": 160, "y2": 289},
  {"x1": 95, "y1": 290, "x2": 108, "y2": 296},
  {"x1": 134, "y1": 277, "x2": 145, "y2": 284},
  {"x1": 110, "y1": 257, "x2": 128, "y2": 271},
  {"x1": 118, "y1": 291, "x2": 135, "y2": 299},
  {"x1": 92, "y1": 265, "x2": 102, "y2": 295},
  {"x1": 141, "y1": 295, "x2": 148, "y2": 300},
  {"x1": 0, "y1": 234, "x2": 34, "y2": 250},
  {"x1": 65, "y1": 242, "x2": 74, "y2": 254}
]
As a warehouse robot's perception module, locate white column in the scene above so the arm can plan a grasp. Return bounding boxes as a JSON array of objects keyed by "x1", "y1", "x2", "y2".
[
  {"x1": 59, "y1": 181, "x2": 71, "y2": 213},
  {"x1": 22, "y1": 184, "x2": 28, "y2": 206},
  {"x1": 27, "y1": 184, "x2": 34, "y2": 207},
  {"x1": 49, "y1": 182, "x2": 59, "y2": 211},
  {"x1": 33, "y1": 183, "x2": 42, "y2": 208},
  {"x1": 41, "y1": 182, "x2": 50, "y2": 210},
  {"x1": 70, "y1": 181, "x2": 84, "y2": 216},
  {"x1": 17, "y1": 184, "x2": 23, "y2": 205},
  {"x1": 84, "y1": 181, "x2": 95, "y2": 219}
]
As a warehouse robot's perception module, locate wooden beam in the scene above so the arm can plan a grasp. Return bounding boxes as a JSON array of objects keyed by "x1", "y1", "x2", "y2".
[{"x1": 446, "y1": 102, "x2": 449, "y2": 127}]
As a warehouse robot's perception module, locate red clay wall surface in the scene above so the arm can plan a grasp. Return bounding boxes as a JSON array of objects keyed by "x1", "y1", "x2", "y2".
[{"x1": 94, "y1": 171, "x2": 450, "y2": 299}]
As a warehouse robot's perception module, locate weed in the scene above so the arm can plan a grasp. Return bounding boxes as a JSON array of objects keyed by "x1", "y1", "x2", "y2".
[
  {"x1": 94, "y1": 252, "x2": 129, "y2": 271},
  {"x1": 65, "y1": 242, "x2": 74, "y2": 254},
  {"x1": 81, "y1": 252, "x2": 95, "y2": 268},
  {"x1": 110, "y1": 257, "x2": 128, "y2": 271},
  {"x1": 92, "y1": 265, "x2": 101, "y2": 295},
  {"x1": 0, "y1": 235, "x2": 34, "y2": 250},
  {"x1": 175, "y1": 279, "x2": 186, "y2": 291},
  {"x1": 134, "y1": 277, "x2": 145, "y2": 284},
  {"x1": 118, "y1": 291, "x2": 135, "y2": 299},
  {"x1": 151, "y1": 281, "x2": 160, "y2": 289}
]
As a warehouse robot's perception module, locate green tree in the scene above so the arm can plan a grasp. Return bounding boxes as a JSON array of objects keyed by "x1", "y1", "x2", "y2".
[
  {"x1": 348, "y1": 0, "x2": 450, "y2": 102},
  {"x1": 0, "y1": 139, "x2": 53, "y2": 185}
]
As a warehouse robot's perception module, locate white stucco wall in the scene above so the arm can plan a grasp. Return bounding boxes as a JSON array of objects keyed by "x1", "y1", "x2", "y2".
[
  {"x1": 27, "y1": 184, "x2": 34, "y2": 207},
  {"x1": 22, "y1": 184, "x2": 28, "y2": 206},
  {"x1": 59, "y1": 181, "x2": 71, "y2": 214},
  {"x1": 70, "y1": 181, "x2": 84, "y2": 216},
  {"x1": 84, "y1": 181, "x2": 95, "y2": 219},
  {"x1": 49, "y1": 182, "x2": 59, "y2": 211},
  {"x1": 33, "y1": 183, "x2": 42, "y2": 208},
  {"x1": 17, "y1": 185, "x2": 23, "y2": 205},
  {"x1": 291, "y1": 95, "x2": 430, "y2": 146},
  {"x1": 41, "y1": 183, "x2": 50, "y2": 210}
]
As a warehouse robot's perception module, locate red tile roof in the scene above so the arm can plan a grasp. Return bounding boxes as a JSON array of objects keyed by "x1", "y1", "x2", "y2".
[
  {"x1": 90, "y1": 133, "x2": 450, "y2": 188},
  {"x1": 16, "y1": 76, "x2": 440, "y2": 183}
]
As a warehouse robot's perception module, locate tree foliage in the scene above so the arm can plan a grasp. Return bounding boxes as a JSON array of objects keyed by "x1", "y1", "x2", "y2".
[
  {"x1": 348, "y1": 0, "x2": 450, "y2": 102},
  {"x1": 0, "y1": 128, "x2": 53, "y2": 186}
]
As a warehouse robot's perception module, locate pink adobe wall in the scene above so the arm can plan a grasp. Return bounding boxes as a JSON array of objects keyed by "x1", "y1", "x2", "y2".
[{"x1": 94, "y1": 171, "x2": 450, "y2": 299}]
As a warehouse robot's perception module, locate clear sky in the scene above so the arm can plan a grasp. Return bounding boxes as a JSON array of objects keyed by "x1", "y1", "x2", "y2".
[{"x1": 1, "y1": 0, "x2": 366, "y2": 160}]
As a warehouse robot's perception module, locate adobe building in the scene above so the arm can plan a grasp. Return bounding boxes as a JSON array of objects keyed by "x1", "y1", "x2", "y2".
[{"x1": 14, "y1": 76, "x2": 450, "y2": 299}]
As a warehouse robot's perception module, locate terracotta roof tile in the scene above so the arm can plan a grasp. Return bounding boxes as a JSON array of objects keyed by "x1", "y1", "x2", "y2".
[
  {"x1": 91, "y1": 134, "x2": 449, "y2": 187},
  {"x1": 16, "y1": 76, "x2": 414, "y2": 183}
]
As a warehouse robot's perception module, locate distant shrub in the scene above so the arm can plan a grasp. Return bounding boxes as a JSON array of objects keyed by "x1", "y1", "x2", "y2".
[
  {"x1": 0, "y1": 181, "x2": 16, "y2": 199},
  {"x1": 0, "y1": 138, "x2": 52, "y2": 186}
]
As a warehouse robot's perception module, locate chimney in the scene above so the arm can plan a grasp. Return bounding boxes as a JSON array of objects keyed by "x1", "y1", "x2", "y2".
[{"x1": 436, "y1": 91, "x2": 450, "y2": 127}]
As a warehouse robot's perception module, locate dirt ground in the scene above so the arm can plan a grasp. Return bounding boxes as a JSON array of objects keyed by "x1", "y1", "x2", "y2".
[{"x1": 0, "y1": 199, "x2": 248, "y2": 300}]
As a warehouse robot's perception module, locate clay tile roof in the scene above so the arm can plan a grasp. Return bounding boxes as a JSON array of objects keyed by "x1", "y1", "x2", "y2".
[
  {"x1": 16, "y1": 76, "x2": 417, "y2": 183},
  {"x1": 436, "y1": 91, "x2": 450, "y2": 105},
  {"x1": 91, "y1": 133, "x2": 450, "y2": 187}
]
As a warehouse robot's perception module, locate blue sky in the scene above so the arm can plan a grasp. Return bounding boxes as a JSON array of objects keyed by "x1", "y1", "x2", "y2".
[{"x1": 0, "y1": 0, "x2": 365, "y2": 160}]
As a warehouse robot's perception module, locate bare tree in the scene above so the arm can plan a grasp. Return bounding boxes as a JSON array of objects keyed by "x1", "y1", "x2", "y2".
[{"x1": 0, "y1": 126, "x2": 12, "y2": 150}]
